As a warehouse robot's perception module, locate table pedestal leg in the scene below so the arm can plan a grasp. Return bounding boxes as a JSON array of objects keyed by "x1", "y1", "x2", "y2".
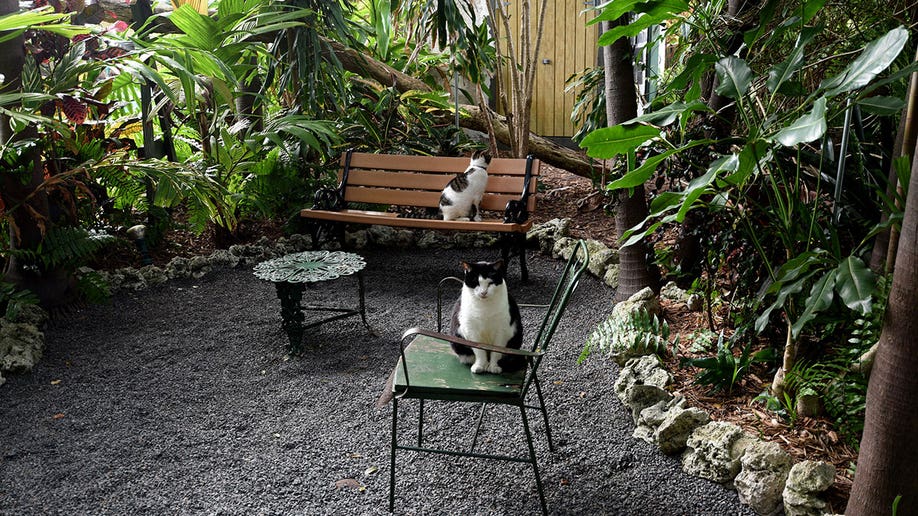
[
  {"x1": 275, "y1": 282, "x2": 305, "y2": 354},
  {"x1": 357, "y1": 271, "x2": 370, "y2": 331}
]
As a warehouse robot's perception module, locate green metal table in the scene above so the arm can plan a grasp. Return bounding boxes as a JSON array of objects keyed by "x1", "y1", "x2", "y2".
[{"x1": 253, "y1": 250, "x2": 369, "y2": 354}]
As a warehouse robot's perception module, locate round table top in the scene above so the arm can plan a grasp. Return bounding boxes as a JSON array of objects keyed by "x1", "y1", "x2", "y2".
[{"x1": 253, "y1": 251, "x2": 366, "y2": 283}]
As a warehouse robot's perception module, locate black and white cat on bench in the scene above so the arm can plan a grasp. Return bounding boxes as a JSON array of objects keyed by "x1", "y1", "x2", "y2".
[
  {"x1": 449, "y1": 259, "x2": 526, "y2": 374},
  {"x1": 439, "y1": 150, "x2": 491, "y2": 222}
]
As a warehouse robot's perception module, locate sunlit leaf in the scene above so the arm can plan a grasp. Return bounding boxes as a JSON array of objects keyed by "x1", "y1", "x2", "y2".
[
  {"x1": 820, "y1": 27, "x2": 908, "y2": 97},
  {"x1": 835, "y1": 256, "x2": 876, "y2": 314},
  {"x1": 773, "y1": 96, "x2": 827, "y2": 147},
  {"x1": 791, "y1": 271, "x2": 836, "y2": 338},
  {"x1": 580, "y1": 124, "x2": 661, "y2": 159},
  {"x1": 630, "y1": 100, "x2": 711, "y2": 127},
  {"x1": 715, "y1": 57, "x2": 753, "y2": 99}
]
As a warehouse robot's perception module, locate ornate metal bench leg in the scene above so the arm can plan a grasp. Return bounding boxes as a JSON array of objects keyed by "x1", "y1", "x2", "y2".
[
  {"x1": 517, "y1": 233, "x2": 529, "y2": 282},
  {"x1": 274, "y1": 282, "x2": 306, "y2": 354}
]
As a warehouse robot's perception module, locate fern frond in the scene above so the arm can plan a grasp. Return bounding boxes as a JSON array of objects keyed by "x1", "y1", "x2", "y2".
[
  {"x1": 75, "y1": 270, "x2": 111, "y2": 304},
  {"x1": 38, "y1": 226, "x2": 115, "y2": 269}
]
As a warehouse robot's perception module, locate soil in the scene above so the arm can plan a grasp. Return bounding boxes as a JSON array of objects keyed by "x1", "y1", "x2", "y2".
[{"x1": 88, "y1": 163, "x2": 854, "y2": 512}]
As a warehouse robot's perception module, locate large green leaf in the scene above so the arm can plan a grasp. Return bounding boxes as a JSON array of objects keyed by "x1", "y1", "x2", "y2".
[
  {"x1": 835, "y1": 256, "x2": 876, "y2": 314},
  {"x1": 596, "y1": 0, "x2": 689, "y2": 45},
  {"x1": 791, "y1": 271, "x2": 837, "y2": 338},
  {"x1": 754, "y1": 251, "x2": 828, "y2": 333},
  {"x1": 630, "y1": 100, "x2": 711, "y2": 127},
  {"x1": 606, "y1": 138, "x2": 715, "y2": 190},
  {"x1": 820, "y1": 27, "x2": 908, "y2": 97},
  {"x1": 580, "y1": 124, "x2": 661, "y2": 159},
  {"x1": 589, "y1": 0, "x2": 688, "y2": 25},
  {"x1": 773, "y1": 96, "x2": 827, "y2": 147},
  {"x1": 766, "y1": 28, "x2": 816, "y2": 94},
  {"x1": 674, "y1": 154, "x2": 738, "y2": 222},
  {"x1": 169, "y1": 5, "x2": 219, "y2": 50},
  {"x1": 857, "y1": 96, "x2": 906, "y2": 116},
  {"x1": 714, "y1": 57, "x2": 753, "y2": 99},
  {"x1": 723, "y1": 140, "x2": 770, "y2": 186},
  {"x1": 0, "y1": 8, "x2": 88, "y2": 43},
  {"x1": 755, "y1": 276, "x2": 807, "y2": 334}
]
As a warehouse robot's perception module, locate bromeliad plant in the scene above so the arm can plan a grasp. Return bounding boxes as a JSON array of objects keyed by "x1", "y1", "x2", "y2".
[{"x1": 579, "y1": 1, "x2": 915, "y2": 398}]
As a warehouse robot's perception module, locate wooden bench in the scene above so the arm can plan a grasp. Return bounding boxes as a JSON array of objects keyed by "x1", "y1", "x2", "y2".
[{"x1": 300, "y1": 150, "x2": 541, "y2": 280}]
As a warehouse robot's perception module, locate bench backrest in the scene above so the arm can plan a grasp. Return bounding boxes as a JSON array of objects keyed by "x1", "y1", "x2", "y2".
[{"x1": 337, "y1": 152, "x2": 540, "y2": 213}]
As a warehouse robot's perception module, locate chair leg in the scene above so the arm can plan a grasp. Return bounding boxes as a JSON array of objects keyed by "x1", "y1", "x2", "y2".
[
  {"x1": 520, "y1": 405, "x2": 548, "y2": 516},
  {"x1": 470, "y1": 403, "x2": 487, "y2": 453},
  {"x1": 533, "y1": 374, "x2": 554, "y2": 452},
  {"x1": 390, "y1": 397, "x2": 398, "y2": 512},
  {"x1": 417, "y1": 399, "x2": 424, "y2": 447}
]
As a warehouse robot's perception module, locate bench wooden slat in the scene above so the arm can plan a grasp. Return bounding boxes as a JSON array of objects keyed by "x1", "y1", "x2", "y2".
[
  {"x1": 343, "y1": 187, "x2": 533, "y2": 212},
  {"x1": 300, "y1": 208, "x2": 533, "y2": 232},
  {"x1": 341, "y1": 170, "x2": 536, "y2": 195},
  {"x1": 344, "y1": 153, "x2": 540, "y2": 176}
]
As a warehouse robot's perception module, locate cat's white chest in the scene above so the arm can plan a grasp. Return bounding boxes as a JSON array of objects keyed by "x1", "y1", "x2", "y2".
[{"x1": 458, "y1": 291, "x2": 514, "y2": 347}]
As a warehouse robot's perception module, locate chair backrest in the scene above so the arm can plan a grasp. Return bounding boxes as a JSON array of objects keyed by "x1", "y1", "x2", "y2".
[
  {"x1": 433, "y1": 240, "x2": 589, "y2": 381},
  {"x1": 528, "y1": 239, "x2": 589, "y2": 356}
]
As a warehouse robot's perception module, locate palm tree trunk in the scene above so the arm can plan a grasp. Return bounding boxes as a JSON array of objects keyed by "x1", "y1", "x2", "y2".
[
  {"x1": 846, "y1": 127, "x2": 918, "y2": 516},
  {"x1": 0, "y1": 0, "x2": 49, "y2": 279},
  {"x1": 601, "y1": 18, "x2": 659, "y2": 302}
]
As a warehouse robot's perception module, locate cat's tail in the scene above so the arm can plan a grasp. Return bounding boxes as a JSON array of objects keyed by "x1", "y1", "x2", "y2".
[{"x1": 375, "y1": 367, "x2": 396, "y2": 408}]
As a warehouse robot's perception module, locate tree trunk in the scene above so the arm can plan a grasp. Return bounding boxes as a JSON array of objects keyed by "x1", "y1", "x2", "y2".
[
  {"x1": 0, "y1": 0, "x2": 48, "y2": 279},
  {"x1": 870, "y1": 47, "x2": 918, "y2": 274},
  {"x1": 601, "y1": 19, "x2": 659, "y2": 302},
  {"x1": 846, "y1": 131, "x2": 918, "y2": 516}
]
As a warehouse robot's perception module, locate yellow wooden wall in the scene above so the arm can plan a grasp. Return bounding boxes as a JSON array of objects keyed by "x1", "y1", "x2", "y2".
[{"x1": 501, "y1": 1, "x2": 598, "y2": 137}]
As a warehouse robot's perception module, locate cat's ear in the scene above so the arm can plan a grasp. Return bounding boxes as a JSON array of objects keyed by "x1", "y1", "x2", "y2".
[
  {"x1": 492, "y1": 259, "x2": 505, "y2": 272},
  {"x1": 460, "y1": 261, "x2": 471, "y2": 273}
]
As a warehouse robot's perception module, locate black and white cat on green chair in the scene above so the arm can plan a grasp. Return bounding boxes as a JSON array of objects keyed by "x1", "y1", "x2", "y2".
[{"x1": 449, "y1": 259, "x2": 525, "y2": 374}]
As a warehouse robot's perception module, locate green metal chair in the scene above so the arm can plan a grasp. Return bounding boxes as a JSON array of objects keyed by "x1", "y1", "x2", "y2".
[{"x1": 387, "y1": 240, "x2": 589, "y2": 514}]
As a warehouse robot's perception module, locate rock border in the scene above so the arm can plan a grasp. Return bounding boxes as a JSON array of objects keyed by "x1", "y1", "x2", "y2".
[{"x1": 0, "y1": 219, "x2": 839, "y2": 516}]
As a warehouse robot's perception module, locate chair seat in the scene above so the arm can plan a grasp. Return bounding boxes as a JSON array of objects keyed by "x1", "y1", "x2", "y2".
[{"x1": 393, "y1": 334, "x2": 527, "y2": 403}]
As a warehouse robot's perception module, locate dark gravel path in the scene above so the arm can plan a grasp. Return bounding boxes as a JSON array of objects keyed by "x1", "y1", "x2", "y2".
[{"x1": 0, "y1": 246, "x2": 753, "y2": 515}]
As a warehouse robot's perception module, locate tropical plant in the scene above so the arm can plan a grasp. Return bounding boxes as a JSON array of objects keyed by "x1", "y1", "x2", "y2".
[
  {"x1": 0, "y1": 280, "x2": 39, "y2": 321},
  {"x1": 785, "y1": 357, "x2": 868, "y2": 445},
  {"x1": 131, "y1": 1, "x2": 344, "y2": 238},
  {"x1": 580, "y1": 308, "x2": 674, "y2": 364},
  {"x1": 683, "y1": 331, "x2": 773, "y2": 394},
  {"x1": 579, "y1": 0, "x2": 914, "y2": 397},
  {"x1": 337, "y1": 81, "x2": 470, "y2": 156}
]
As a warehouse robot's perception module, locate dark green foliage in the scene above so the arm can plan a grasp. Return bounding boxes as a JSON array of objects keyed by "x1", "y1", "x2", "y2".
[
  {"x1": 0, "y1": 281, "x2": 40, "y2": 321},
  {"x1": 566, "y1": 66, "x2": 607, "y2": 148},
  {"x1": 5, "y1": 226, "x2": 114, "y2": 271},
  {"x1": 75, "y1": 270, "x2": 111, "y2": 305},
  {"x1": 338, "y1": 83, "x2": 473, "y2": 156},
  {"x1": 682, "y1": 332, "x2": 774, "y2": 394}
]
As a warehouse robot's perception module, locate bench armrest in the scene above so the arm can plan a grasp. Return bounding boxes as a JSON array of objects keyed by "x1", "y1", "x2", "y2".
[
  {"x1": 312, "y1": 187, "x2": 346, "y2": 211},
  {"x1": 503, "y1": 199, "x2": 529, "y2": 224},
  {"x1": 503, "y1": 154, "x2": 535, "y2": 224}
]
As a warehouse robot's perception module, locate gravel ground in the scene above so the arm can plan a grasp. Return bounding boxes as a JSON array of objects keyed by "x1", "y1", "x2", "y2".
[{"x1": 0, "y1": 246, "x2": 754, "y2": 516}]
